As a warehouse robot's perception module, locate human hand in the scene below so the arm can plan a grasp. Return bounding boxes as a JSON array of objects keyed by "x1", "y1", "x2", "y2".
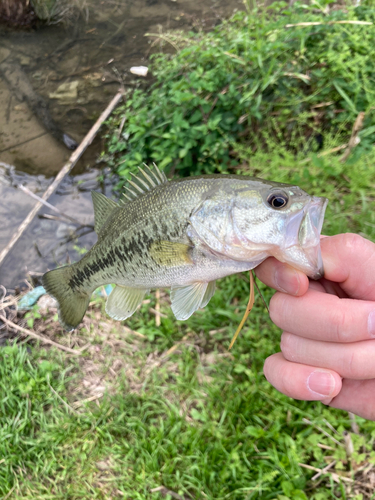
[{"x1": 255, "y1": 233, "x2": 375, "y2": 420}]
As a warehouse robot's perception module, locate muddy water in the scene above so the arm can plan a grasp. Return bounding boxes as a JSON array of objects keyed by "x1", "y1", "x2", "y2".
[{"x1": 0, "y1": 0, "x2": 242, "y2": 289}]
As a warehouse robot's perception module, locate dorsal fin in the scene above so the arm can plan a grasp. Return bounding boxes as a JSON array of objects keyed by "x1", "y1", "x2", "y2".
[
  {"x1": 121, "y1": 164, "x2": 168, "y2": 203},
  {"x1": 91, "y1": 191, "x2": 118, "y2": 233}
]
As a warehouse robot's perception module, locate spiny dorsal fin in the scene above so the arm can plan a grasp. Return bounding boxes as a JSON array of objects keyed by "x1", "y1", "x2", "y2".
[
  {"x1": 91, "y1": 191, "x2": 118, "y2": 233},
  {"x1": 121, "y1": 164, "x2": 168, "y2": 203}
]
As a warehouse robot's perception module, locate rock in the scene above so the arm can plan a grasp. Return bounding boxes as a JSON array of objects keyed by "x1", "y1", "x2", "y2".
[
  {"x1": 37, "y1": 294, "x2": 58, "y2": 313},
  {"x1": 130, "y1": 66, "x2": 148, "y2": 77},
  {"x1": 49, "y1": 81, "x2": 79, "y2": 101}
]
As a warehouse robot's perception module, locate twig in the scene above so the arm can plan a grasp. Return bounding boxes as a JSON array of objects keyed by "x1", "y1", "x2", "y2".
[
  {"x1": 161, "y1": 332, "x2": 194, "y2": 359},
  {"x1": 283, "y1": 72, "x2": 311, "y2": 83},
  {"x1": 209, "y1": 327, "x2": 227, "y2": 335},
  {"x1": 302, "y1": 418, "x2": 343, "y2": 446},
  {"x1": 145, "y1": 33, "x2": 180, "y2": 51},
  {"x1": 150, "y1": 307, "x2": 167, "y2": 320},
  {"x1": 122, "y1": 325, "x2": 146, "y2": 338},
  {"x1": 150, "y1": 486, "x2": 185, "y2": 500},
  {"x1": 311, "y1": 460, "x2": 336, "y2": 481},
  {"x1": 348, "y1": 411, "x2": 360, "y2": 434},
  {"x1": 72, "y1": 392, "x2": 104, "y2": 408},
  {"x1": 223, "y1": 51, "x2": 246, "y2": 64},
  {"x1": 154, "y1": 289, "x2": 161, "y2": 327},
  {"x1": 18, "y1": 184, "x2": 89, "y2": 227},
  {"x1": 343, "y1": 431, "x2": 354, "y2": 458},
  {"x1": 47, "y1": 376, "x2": 80, "y2": 415},
  {"x1": 286, "y1": 20, "x2": 372, "y2": 27},
  {"x1": 39, "y1": 213, "x2": 90, "y2": 226},
  {"x1": 299, "y1": 463, "x2": 354, "y2": 483},
  {"x1": 229, "y1": 270, "x2": 254, "y2": 349},
  {"x1": 0, "y1": 90, "x2": 124, "y2": 267},
  {"x1": 116, "y1": 114, "x2": 127, "y2": 139},
  {"x1": 340, "y1": 111, "x2": 365, "y2": 163},
  {"x1": 0, "y1": 315, "x2": 88, "y2": 355},
  {"x1": 317, "y1": 443, "x2": 335, "y2": 451},
  {"x1": 300, "y1": 144, "x2": 347, "y2": 164}
]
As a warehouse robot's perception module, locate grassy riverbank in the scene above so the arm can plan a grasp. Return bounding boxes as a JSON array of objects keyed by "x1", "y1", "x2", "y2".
[{"x1": 2, "y1": 1, "x2": 375, "y2": 499}]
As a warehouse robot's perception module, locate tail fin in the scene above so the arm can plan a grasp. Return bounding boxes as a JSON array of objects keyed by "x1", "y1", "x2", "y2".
[{"x1": 42, "y1": 266, "x2": 91, "y2": 331}]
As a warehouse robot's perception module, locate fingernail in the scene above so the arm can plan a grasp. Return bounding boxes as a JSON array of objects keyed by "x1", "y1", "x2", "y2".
[
  {"x1": 368, "y1": 310, "x2": 375, "y2": 338},
  {"x1": 274, "y1": 266, "x2": 300, "y2": 295},
  {"x1": 307, "y1": 370, "x2": 335, "y2": 397}
]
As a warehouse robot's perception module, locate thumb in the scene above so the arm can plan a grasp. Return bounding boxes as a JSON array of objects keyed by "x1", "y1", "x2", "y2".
[{"x1": 321, "y1": 234, "x2": 375, "y2": 301}]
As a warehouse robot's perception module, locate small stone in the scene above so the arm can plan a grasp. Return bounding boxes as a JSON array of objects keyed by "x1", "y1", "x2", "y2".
[
  {"x1": 37, "y1": 294, "x2": 58, "y2": 313},
  {"x1": 49, "y1": 81, "x2": 79, "y2": 101},
  {"x1": 130, "y1": 66, "x2": 148, "y2": 77}
]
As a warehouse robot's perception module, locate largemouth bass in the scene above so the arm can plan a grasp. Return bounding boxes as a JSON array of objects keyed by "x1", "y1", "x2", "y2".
[{"x1": 43, "y1": 166, "x2": 328, "y2": 330}]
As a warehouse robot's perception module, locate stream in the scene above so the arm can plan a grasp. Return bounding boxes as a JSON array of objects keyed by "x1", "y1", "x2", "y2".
[{"x1": 0, "y1": 0, "x2": 242, "y2": 291}]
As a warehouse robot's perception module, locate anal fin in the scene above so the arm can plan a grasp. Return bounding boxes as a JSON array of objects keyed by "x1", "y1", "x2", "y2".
[
  {"x1": 171, "y1": 281, "x2": 216, "y2": 321},
  {"x1": 106, "y1": 285, "x2": 149, "y2": 321}
]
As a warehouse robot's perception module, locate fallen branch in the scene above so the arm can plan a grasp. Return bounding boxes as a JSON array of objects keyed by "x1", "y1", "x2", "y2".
[
  {"x1": 0, "y1": 314, "x2": 88, "y2": 355},
  {"x1": 0, "y1": 89, "x2": 124, "y2": 267}
]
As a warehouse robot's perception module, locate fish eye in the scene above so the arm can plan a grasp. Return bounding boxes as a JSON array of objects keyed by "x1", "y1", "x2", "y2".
[{"x1": 266, "y1": 191, "x2": 289, "y2": 209}]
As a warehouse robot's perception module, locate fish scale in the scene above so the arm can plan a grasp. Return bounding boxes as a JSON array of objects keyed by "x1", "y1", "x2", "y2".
[{"x1": 43, "y1": 166, "x2": 328, "y2": 330}]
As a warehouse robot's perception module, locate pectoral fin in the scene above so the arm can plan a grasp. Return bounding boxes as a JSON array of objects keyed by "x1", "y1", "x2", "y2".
[
  {"x1": 171, "y1": 281, "x2": 216, "y2": 321},
  {"x1": 149, "y1": 240, "x2": 193, "y2": 266},
  {"x1": 106, "y1": 285, "x2": 149, "y2": 321}
]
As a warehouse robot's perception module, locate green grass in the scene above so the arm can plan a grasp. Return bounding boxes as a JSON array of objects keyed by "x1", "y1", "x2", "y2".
[
  {"x1": 2, "y1": 1, "x2": 375, "y2": 498},
  {"x1": 2, "y1": 256, "x2": 375, "y2": 499}
]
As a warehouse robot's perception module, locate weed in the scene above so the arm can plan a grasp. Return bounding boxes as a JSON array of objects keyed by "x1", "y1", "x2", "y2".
[{"x1": 104, "y1": 1, "x2": 375, "y2": 187}]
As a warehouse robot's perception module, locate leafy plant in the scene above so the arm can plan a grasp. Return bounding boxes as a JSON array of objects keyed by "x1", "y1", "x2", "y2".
[{"x1": 103, "y1": 1, "x2": 375, "y2": 187}]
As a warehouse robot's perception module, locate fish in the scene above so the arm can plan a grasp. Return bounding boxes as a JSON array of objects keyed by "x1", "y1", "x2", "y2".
[{"x1": 42, "y1": 165, "x2": 328, "y2": 331}]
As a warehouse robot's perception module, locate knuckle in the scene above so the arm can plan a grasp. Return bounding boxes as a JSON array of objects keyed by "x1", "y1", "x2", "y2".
[
  {"x1": 331, "y1": 304, "x2": 350, "y2": 342},
  {"x1": 343, "y1": 233, "x2": 367, "y2": 254},
  {"x1": 280, "y1": 332, "x2": 296, "y2": 361},
  {"x1": 346, "y1": 349, "x2": 360, "y2": 379}
]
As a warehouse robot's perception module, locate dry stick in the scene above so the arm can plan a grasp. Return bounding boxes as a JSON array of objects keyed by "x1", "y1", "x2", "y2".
[
  {"x1": 348, "y1": 411, "x2": 360, "y2": 434},
  {"x1": 311, "y1": 460, "x2": 336, "y2": 481},
  {"x1": 340, "y1": 111, "x2": 365, "y2": 163},
  {"x1": 302, "y1": 417, "x2": 343, "y2": 447},
  {"x1": 285, "y1": 20, "x2": 373, "y2": 27},
  {"x1": 0, "y1": 314, "x2": 88, "y2": 355},
  {"x1": 300, "y1": 144, "x2": 347, "y2": 165},
  {"x1": 18, "y1": 183, "x2": 89, "y2": 227},
  {"x1": 0, "y1": 90, "x2": 124, "y2": 267},
  {"x1": 228, "y1": 270, "x2": 255, "y2": 350},
  {"x1": 155, "y1": 288, "x2": 161, "y2": 327}
]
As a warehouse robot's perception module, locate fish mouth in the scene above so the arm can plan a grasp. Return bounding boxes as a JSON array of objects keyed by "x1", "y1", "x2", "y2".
[{"x1": 297, "y1": 196, "x2": 328, "y2": 279}]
